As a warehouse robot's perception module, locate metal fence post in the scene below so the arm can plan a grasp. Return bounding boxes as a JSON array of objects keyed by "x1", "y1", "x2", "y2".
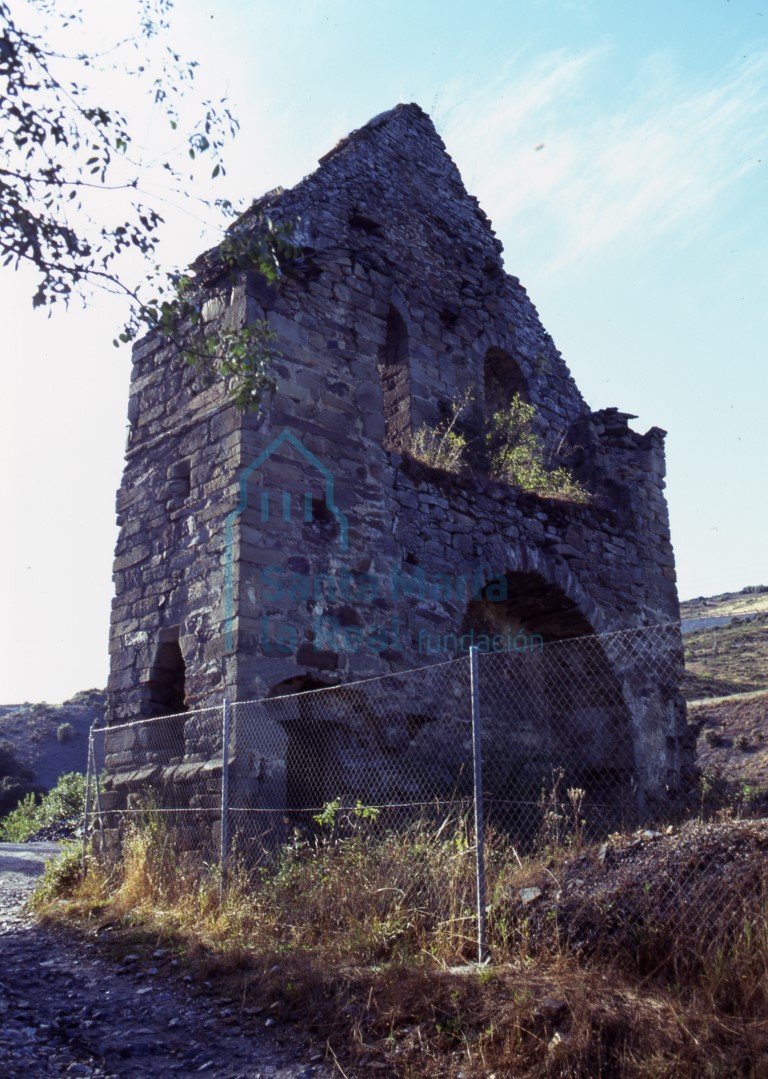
[
  {"x1": 469, "y1": 645, "x2": 488, "y2": 964},
  {"x1": 220, "y1": 699, "x2": 231, "y2": 895},
  {"x1": 82, "y1": 727, "x2": 93, "y2": 873}
]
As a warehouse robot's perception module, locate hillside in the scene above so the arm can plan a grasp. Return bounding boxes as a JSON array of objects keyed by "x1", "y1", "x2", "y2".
[
  {"x1": 680, "y1": 583, "x2": 768, "y2": 626},
  {"x1": 681, "y1": 609, "x2": 768, "y2": 700},
  {"x1": 0, "y1": 690, "x2": 104, "y2": 815},
  {"x1": 680, "y1": 585, "x2": 768, "y2": 796}
]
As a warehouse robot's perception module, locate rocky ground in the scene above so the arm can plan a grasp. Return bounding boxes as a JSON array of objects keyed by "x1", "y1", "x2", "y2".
[
  {"x1": 513, "y1": 816, "x2": 768, "y2": 971},
  {"x1": 0, "y1": 844, "x2": 337, "y2": 1079}
]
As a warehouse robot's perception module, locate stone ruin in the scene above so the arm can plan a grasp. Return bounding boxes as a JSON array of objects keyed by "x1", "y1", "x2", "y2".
[{"x1": 102, "y1": 104, "x2": 693, "y2": 849}]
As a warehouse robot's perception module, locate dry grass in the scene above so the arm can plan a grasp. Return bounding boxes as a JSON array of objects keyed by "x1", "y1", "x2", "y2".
[
  {"x1": 38, "y1": 812, "x2": 768, "y2": 1077},
  {"x1": 691, "y1": 690, "x2": 768, "y2": 792},
  {"x1": 682, "y1": 610, "x2": 768, "y2": 701},
  {"x1": 681, "y1": 588, "x2": 768, "y2": 623}
]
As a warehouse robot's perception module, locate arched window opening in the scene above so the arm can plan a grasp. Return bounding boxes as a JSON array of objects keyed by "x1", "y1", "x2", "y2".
[
  {"x1": 378, "y1": 307, "x2": 411, "y2": 451},
  {"x1": 484, "y1": 347, "x2": 528, "y2": 418},
  {"x1": 142, "y1": 629, "x2": 187, "y2": 759},
  {"x1": 143, "y1": 631, "x2": 187, "y2": 717}
]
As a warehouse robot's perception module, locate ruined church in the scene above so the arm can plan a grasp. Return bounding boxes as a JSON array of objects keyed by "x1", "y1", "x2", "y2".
[{"x1": 105, "y1": 104, "x2": 691, "y2": 824}]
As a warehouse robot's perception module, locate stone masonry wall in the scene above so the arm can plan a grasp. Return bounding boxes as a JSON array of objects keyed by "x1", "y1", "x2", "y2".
[{"x1": 106, "y1": 104, "x2": 691, "y2": 839}]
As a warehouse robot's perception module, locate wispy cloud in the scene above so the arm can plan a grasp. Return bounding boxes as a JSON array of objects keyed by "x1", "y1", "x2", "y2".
[{"x1": 443, "y1": 45, "x2": 768, "y2": 272}]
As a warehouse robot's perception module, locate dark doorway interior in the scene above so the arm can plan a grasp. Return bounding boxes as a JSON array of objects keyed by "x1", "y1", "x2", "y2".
[
  {"x1": 269, "y1": 676, "x2": 335, "y2": 815},
  {"x1": 142, "y1": 628, "x2": 187, "y2": 759},
  {"x1": 144, "y1": 630, "x2": 187, "y2": 716}
]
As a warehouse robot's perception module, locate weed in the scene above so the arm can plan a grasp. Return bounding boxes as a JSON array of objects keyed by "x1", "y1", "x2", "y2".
[
  {"x1": 410, "y1": 391, "x2": 472, "y2": 473},
  {"x1": 31, "y1": 842, "x2": 84, "y2": 906},
  {"x1": 409, "y1": 390, "x2": 589, "y2": 504}
]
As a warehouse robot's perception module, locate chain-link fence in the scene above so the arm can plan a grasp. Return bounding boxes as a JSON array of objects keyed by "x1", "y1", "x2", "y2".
[
  {"x1": 87, "y1": 705, "x2": 225, "y2": 866},
  {"x1": 85, "y1": 622, "x2": 700, "y2": 958},
  {"x1": 478, "y1": 622, "x2": 686, "y2": 845}
]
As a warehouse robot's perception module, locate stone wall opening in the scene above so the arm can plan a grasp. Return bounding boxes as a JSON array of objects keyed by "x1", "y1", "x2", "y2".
[
  {"x1": 141, "y1": 628, "x2": 187, "y2": 760},
  {"x1": 169, "y1": 458, "x2": 191, "y2": 499},
  {"x1": 484, "y1": 347, "x2": 528, "y2": 417},
  {"x1": 464, "y1": 571, "x2": 638, "y2": 837},
  {"x1": 143, "y1": 630, "x2": 187, "y2": 717},
  {"x1": 463, "y1": 570, "x2": 592, "y2": 643},
  {"x1": 269, "y1": 676, "x2": 335, "y2": 817},
  {"x1": 302, "y1": 495, "x2": 340, "y2": 545},
  {"x1": 379, "y1": 307, "x2": 411, "y2": 450}
]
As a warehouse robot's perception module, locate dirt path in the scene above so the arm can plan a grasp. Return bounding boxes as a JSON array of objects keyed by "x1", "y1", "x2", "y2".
[{"x1": 0, "y1": 843, "x2": 335, "y2": 1079}]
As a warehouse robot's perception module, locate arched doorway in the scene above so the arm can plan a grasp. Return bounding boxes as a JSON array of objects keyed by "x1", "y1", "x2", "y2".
[
  {"x1": 141, "y1": 627, "x2": 187, "y2": 760},
  {"x1": 268, "y1": 675, "x2": 337, "y2": 817},
  {"x1": 464, "y1": 571, "x2": 637, "y2": 840}
]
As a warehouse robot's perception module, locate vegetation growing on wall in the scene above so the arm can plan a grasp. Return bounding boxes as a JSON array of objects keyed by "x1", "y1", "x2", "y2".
[
  {"x1": 485, "y1": 394, "x2": 589, "y2": 502},
  {"x1": 410, "y1": 391, "x2": 471, "y2": 473},
  {"x1": 410, "y1": 391, "x2": 589, "y2": 503}
]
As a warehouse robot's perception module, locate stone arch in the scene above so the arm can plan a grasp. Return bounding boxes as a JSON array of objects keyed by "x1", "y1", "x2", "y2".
[
  {"x1": 464, "y1": 569, "x2": 638, "y2": 838},
  {"x1": 378, "y1": 305, "x2": 411, "y2": 450},
  {"x1": 463, "y1": 569, "x2": 592, "y2": 643},
  {"x1": 483, "y1": 346, "x2": 529, "y2": 417},
  {"x1": 477, "y1": 536, "x2": 611, "y2": 638}
]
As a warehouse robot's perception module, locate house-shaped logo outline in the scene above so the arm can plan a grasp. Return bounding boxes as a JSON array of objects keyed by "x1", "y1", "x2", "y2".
[{"x1": 223, "y1": 428, "x2": 349, "y2": 653}]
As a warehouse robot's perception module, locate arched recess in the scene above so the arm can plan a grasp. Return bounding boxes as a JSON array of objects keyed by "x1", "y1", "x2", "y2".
[
  {"x1": 143, "y1": 628, "x2": 187, "y2": 717},
  {"x1": 463, "y1": 570, "x2": 592, "y2": 642},
  {"x1": 483, "y1": 347, "x2": 528, "y2": 417},
  {"x1": 268, "y1": 676, "x2": 337, "y2": 816},
  {"x1": 464, "y1": 571, "x2": 637, "y2": 838},
  {"x1": 141, "y1": 627, "x2": 187, "y2": 759},
  {"x1": 378, "y1": 307, "x2": 411, "y2": 450}
]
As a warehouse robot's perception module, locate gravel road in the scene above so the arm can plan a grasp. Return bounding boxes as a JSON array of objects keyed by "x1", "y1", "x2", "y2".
[{"x1": 0, "y1": 843, "x2": 335, "y2": 1079}]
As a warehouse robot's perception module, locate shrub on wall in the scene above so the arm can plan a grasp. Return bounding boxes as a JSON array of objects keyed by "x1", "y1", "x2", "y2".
[{"x1": 410, "y1": 392, "x2": 589, "y2": 503}]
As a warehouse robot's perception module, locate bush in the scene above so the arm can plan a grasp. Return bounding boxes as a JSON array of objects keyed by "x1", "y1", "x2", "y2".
[
  {"x1": 411, "y1": 422, "x2": 467, "y2": 473},
  {"x1": 57, "y1": 722, "x2": 75, "y2": 743},
  {"x1": 486, "y1": 395, "x2": 589, "y2": 502},
  {"x1": 0, "y1": 771, "x2": 86, "y2": 842}
]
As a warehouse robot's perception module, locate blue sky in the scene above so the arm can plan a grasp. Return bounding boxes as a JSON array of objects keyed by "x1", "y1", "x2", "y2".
[{"x1": 1, "y1": 0, "x2": 766, "y2": 701}]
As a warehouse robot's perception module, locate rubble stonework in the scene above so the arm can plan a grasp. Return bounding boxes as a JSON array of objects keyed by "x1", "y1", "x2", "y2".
[{"x1": 105, "y1": 103, "x2": 692, "y2": 836}]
